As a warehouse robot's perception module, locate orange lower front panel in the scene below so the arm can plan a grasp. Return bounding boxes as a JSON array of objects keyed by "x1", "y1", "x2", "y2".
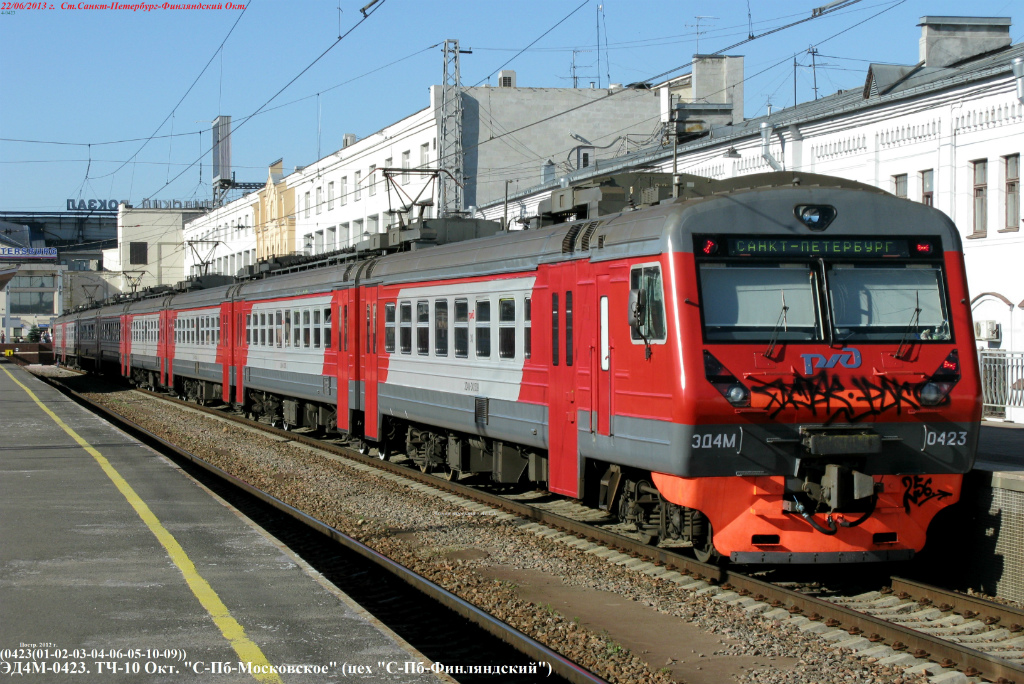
[{"x1": 651, "y1": 472, "x2": 962, "y2": 561}]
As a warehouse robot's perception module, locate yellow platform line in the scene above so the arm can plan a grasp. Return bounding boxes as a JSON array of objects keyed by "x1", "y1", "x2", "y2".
[{"x1": 3, "y1": 367, "x2": 282, "y2": 684}]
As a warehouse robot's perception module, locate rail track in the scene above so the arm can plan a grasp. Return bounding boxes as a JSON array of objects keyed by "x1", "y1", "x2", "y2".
[{"x1": 38, "y1": 368, "x2": 1024, "y2": 684}]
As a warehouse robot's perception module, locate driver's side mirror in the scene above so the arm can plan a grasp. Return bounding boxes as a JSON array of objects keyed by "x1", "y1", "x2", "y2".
[{"x1": 629, "y1": 288, "x2": 647, "y2": 337}]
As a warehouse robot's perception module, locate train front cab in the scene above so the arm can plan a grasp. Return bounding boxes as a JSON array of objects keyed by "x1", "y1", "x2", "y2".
[{"x1": 649, "y1": 194, "x2": 981, "y2": 563}]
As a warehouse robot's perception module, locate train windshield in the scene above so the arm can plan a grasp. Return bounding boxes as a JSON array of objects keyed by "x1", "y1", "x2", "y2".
[
  {"x1": 828, "y1": 263, "x2": 950, "y2": 342},
  {"x1": 700, "y1": 264, "x2": 822, "y2": 342}
]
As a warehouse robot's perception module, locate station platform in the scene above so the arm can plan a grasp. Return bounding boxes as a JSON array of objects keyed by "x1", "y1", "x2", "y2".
[
  {"x1": 936, "y1": 421, "x2": 1024, "y2": 605},
  {"x1": 0, "y1": 362, "x2": 443, "y2": 683}
]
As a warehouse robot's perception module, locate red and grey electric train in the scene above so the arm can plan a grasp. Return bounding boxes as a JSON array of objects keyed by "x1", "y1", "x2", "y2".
[{"x1": 54, "y1": 172, "x2": 981, "y2": 563}]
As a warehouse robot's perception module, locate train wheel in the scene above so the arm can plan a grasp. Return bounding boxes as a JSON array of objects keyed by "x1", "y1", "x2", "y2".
[{"x1": 693, "y1": 523, "x2": 717, "y2": 563}]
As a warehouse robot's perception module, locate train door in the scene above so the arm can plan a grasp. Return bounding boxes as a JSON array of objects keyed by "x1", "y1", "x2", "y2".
[
  {"x1": 335, "y1": 288, "x2": 352, "y2": 432},
  {"x1": 362, "y1": 285, "x2": 380, "y2": 440},
  {"x1": 594, "y1": 272, "x2": 613, "y2": 436},
  {"x1": 546, "y1": 263, "x2": 580, "y2": 497},
  {"x1": 219, "y1": 302, "x2": 232, "y2": 403}
]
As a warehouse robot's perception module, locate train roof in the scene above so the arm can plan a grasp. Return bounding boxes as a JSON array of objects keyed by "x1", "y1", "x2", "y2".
[{"x1": 58, "y1": 173, "x2": 962, "y2": 320}]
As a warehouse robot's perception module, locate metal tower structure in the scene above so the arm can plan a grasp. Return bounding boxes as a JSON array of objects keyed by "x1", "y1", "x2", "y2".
[{"x1": 438, "y1": 39, "x2": 464, "y2": 217}]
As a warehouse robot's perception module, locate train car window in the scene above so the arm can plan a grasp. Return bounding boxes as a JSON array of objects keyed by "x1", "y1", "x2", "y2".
[
  {"x1": 400, "y1": 301, "x2": 412, "y2": 354},
  {"x1": 384, "y1": 303, "x2": 396, "y2": 353},
  {"x1": 828, "y1": 264, "x2": 950, "y2": 342},
  {"x1": 524, "y1": 296, "x2": 532, "y2": 360},
  {"x1": 246, "y1": 314, "x2": 251, "y2": 345},
  {"x1": 274, "y1": 311, "x2": 282, "y2": 347},
  {"x1": 259, "y1": 313, "x2": 266, "y2": 347},
  {"x1": 324, "y1": 308, "x2": 332, "y2": 349},
  {"x1": 343, "y1": 304, "x2": 349, "y2": 352},
  {"x1": 293, "y1": 310, "x2": 301, "y2": 347},
  {"x1": 628, "y1": 265, "x2": 668, "y2": 343},
  {"x1": 372, "y1": 303, "x2": 377, "y2": 354},
  {"x1": 499, "y1": 298, "x2": 515, "y2": 359},
  {"x1": 313, "y1": 309, "x2": 322, "y2": 348},
  {"x1": 454, "y1": 299, "x2": 468, "y2": 358},
  {"x1": 284, "y1": 309, "x2": 291, "y2": 347},
  {"x1": 366, "y1": 305, "x2": 371, "y2": 353},
  {"x1": 303, "y1": 309, "x2": 311, "y2": 348},
  {"x1": 435, "y1": 300, "x2": 448, "y2": 357},
  {"x1": 565, "y1": 291, "x2": 574, "y2": 366},
  {"x1": 476, "y1": 299, "x2": 491, "y2": 358},
  {"x1": 416, "y1": 301, "x2": 429, "y2": 355},
  {"x1": 552, "y1": 293, "x2": 560, "y2": 366},
  {"x1": 699, "y1": 264, "x2": 819, "y2": 342}
]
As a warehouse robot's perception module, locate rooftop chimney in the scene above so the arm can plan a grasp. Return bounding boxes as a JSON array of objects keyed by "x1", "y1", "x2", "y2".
[{"x1": 918, "y1": 16, "x2": 1011, "y2": 68}]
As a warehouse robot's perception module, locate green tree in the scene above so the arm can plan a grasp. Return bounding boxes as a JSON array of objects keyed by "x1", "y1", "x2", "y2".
[{"x1": 27, "y1": 326, "x2": 41, "y2": 342}]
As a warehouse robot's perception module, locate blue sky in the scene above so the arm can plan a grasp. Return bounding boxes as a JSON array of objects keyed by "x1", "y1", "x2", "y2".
[{"x1": 1, "y1": 0, "x2": 1021, "y2": 213}]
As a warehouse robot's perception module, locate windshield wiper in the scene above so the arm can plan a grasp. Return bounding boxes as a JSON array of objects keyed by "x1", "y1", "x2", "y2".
[
  {"x1": 894, "y1": 290, "x2": 922, "y2": 360},
  {"x1": 765, "y1": 291, "x2": 789, "y2": 359}
]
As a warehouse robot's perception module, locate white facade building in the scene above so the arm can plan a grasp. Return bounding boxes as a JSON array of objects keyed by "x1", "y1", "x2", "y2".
[
  {"x1": 479, "y1": 17, "x2": 1024, "y2": 420},
  {"x1": 104, "y1": 205, "x2": 207, "y2": 292},
  {"x1": 184, "y1": 68, "x2": 697, "y2": 274}
]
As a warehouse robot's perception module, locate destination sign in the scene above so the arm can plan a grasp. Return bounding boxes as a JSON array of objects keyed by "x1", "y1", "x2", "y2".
[{"x1": 727, "y1": 238, "x2": 913, "y2": 258}]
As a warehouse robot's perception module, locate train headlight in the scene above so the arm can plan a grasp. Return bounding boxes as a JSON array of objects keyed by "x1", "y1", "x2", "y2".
[
  {"x1": 919, "y1": 382, "x2": 947, "y2": 406},
  {"x1": 794, "y1": 204, "x2": 837, "y2": 231},
  {"x1": 725, "y1": 384, "x2": 749, "y2": 406},
  {"x1": 918, "y1": 350, "x2": 962, "y2": 406}
]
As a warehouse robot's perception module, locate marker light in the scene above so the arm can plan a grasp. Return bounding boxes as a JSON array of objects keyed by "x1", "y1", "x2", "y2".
[
  {"x1": 701, "y1": 238, "x2": 719, "y2": 255},
  {"x1": 794, "y1": 204, "x2": 838, "y2": 231},
  {"x1": 914, "y1": 241, "x2": 933, "y2": 254}
]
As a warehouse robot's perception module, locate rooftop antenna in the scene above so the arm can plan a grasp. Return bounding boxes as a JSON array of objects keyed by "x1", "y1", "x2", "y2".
[{"x1": 687, "y1": 16, "x2": 717, "y2": 54}]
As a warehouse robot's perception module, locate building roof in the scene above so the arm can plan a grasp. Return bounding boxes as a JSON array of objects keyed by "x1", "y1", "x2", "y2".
[{"x1": 490, "y1": 38, "x2": 1024, "y2": 210}]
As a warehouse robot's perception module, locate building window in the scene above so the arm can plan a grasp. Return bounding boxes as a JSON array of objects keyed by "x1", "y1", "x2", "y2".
[
  {"x1": 354, "y1": 218, "x2": 364, "y2": 236},
  {"x1": 921, "y1": 169, "x2": 933, "y2": 206},
  {"x1": 328, "y1": 181, "x2": 335, "y2": 210},
  {"x1": 316, "y1": 186, "x2": 322, "y2": 214},
  {"x1": 304, "y1": 191, "x2": 311, "y2": 218},
  {"x1": 326, "y1": 225, "x2": 336, "y2": 250},
  {"x1": 1005, "y1": 154, "x2": 1020, "y2": 232},
  {"x1": 499, "y1": 75, "x2": 512, "y2": 87},
  {"x1": 369, "y1": 164, "x2": 376, "y2": 196},
  {"x1": 354, "y1": 170, "x2": 361, "y2": 201},
  {"x1": 368, "y1": 214, "x2": 379, "y2": 234},
  {"x1": 129, "y1": 242, "x2": 148, "y2": 265},
  {"x1": 314, "y1": 230, "x2": 324, "y2": 254},
  {"x1": 972, "y1": 159, "x2": 987, "y2": 238},
  {"x1": 303, "y1": 234, "x2": 313, "y2": 255},
  {"x1": 339, "y1": 222, "x2": 350, "y2": 248},
  {"x1": 892, "y1": 174, "x2": 907, "y2": 198},
  {"x1": 402, "y1": 151, "x2": 410, "y2": 184},
  {"x1": 420, "y1": 142, "x2": 429, "y2": 167},
  {"x1": 340, "y1": 177, "x2": 348, "y2": 206}
]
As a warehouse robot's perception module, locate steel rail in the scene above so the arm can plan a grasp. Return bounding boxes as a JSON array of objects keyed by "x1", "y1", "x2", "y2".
[
  {"x1": 37, "y1": 374, "x2": 609, "y2": 684},
  {"x1": 891, "y1": 576, "x2": 1024, "y2": 635},
  {"x1": 50, "y1": 375, "x2": 1024, "y2": 684}
]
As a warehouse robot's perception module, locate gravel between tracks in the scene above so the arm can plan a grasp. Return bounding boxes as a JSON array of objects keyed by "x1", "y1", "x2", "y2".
[{"x1": 47, "y1": 373, "x2": 937, "y2": 684}]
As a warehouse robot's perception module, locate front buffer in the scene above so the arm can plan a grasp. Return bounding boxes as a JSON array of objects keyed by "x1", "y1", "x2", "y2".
[{"x1": 652, "y1": 471, "x2": 962, "y2": 563}]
